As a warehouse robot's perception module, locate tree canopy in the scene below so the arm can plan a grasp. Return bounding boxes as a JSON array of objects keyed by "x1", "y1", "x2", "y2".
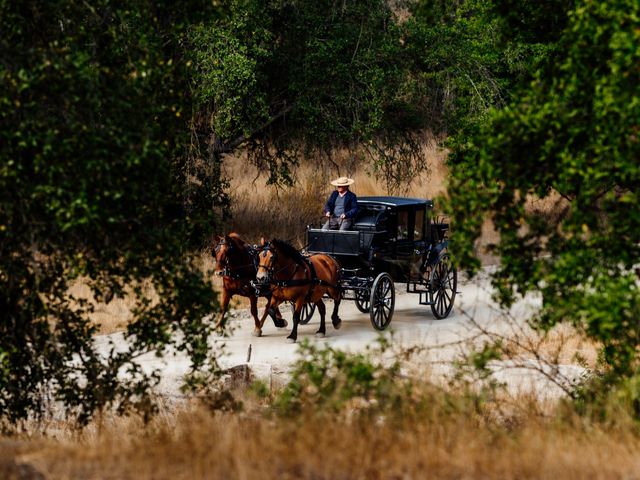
[
  {"x1": 188, "y1": 0, "x2": 432, "y2": 191},
  {"x1": 447, "y1": 0, "x2": 640, "y2": 377},
  {"x1": 0, "y1": 0, "x2": 225, "y2": 424}
]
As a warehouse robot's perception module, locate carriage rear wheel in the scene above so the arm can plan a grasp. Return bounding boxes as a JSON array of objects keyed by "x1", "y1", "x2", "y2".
[
  {"x1": 291, "y1": 301, "x2": 316, "y2": 325},
  {"x1": 355, "y1": 288, "x2": 371, "y2": 313},
  {"x1": 429, "y1": 253, "x2": 457, "y2": 319},
  {"x1": 369, "y1": 272, "x2": 395, "y2": 330}
]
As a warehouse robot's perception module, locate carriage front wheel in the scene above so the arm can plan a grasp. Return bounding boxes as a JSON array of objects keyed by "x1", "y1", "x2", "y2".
[
  {"x1": 355, "y1": 288, "x2": 371, "y2": 313},
  {"x1": 429, "y1": 253, "x2": 457, "y2": 319},
  {"x1": 370, "y1": 272, "x2": 395, "y2": 330}
]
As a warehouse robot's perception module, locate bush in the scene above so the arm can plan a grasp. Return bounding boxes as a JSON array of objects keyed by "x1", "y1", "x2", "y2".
[{"x1": 0, "y1": 0, "x2": 225, "y2": 426}]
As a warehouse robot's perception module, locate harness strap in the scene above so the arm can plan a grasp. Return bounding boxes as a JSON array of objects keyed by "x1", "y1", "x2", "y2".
[
  {"x1": 270, "y1": 278, "x2": 337, "y2": 287},
  {"x1": 304, "y1": 256, "x2": 317, "y2": 302},
  {"x1": 223, "y1": 245, "x2": 260, "y2": 280},
  {"x1": 270, "y1": 256, "x2": 337, "y2": 289}
]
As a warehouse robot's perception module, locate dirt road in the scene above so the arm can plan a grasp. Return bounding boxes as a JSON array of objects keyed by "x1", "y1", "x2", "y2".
[{"x1": 99, "y1": 268, "x2": 582, "y2": 400}]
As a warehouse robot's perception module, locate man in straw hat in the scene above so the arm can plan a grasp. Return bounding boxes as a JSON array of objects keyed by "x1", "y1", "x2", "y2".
[{"x1": 322, "y1": 176, "x2": 358, "y2": 231}]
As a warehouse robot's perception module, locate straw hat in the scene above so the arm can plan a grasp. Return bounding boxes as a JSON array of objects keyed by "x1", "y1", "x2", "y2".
[{"x1": 330, "y1": 176, "x2": 355, "y2": 186}]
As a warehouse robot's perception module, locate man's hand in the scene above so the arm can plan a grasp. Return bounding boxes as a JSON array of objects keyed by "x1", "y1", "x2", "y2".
[
  {"x1": 340, "y1": 214, "x2": 346, "y2": 219},
  {"x1": 325, "y1": 212, "x2": 331, "y2": 217}
]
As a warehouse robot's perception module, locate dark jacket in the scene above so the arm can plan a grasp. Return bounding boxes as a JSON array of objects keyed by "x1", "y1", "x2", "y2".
[{"x1": 323, "y1": 190, "x2": 358, "y2": 219}]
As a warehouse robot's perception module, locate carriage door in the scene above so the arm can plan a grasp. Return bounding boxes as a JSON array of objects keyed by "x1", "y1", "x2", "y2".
[
  {"x1": 395, "y1": 207, "x2": 414, "y2": 279},
  {"x1": 411, "y1": 207, "x2": 427, "y2": 280}
]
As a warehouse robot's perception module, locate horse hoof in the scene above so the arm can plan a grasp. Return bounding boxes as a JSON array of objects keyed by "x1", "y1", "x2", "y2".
[
  {"x1": 333, "y1": 319, "x2": 342, "y2": 330},
  {"x1": 315, "y1": 332, "x2": 325, "y2": 338},
  {"x1": 286, "y1": 337, "x2": 296, "y2": 344},
  {"x1": 252, "y1": 329, "x2": 263, "y2": 337},
  {"x1": 273, "y1": 318, "x2": 288, "y2": 328}
]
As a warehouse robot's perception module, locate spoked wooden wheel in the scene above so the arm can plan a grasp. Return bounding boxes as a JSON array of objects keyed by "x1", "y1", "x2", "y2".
[
  {"x1": 355, "y1": 288, "x2": 371, "y2": 313},
  {"x1": 429, "y1": 253, "x2": 457, "y2": 319},
  {"x1": 291, "y1": 302, "x2": 316, "y2": 325},
  {"x1": 369, "y1": 273, "x2": 395, "y2": 330}
]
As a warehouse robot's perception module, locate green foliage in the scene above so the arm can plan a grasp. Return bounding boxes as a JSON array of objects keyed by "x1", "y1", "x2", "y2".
[
  {"x1": 189, "y1": 0, "x2": 430, "y2": 191},
  {"x1": 406, "y1": 0, "x2": 571, "y2": 132},
  {"x1": 274, "y1": 338, "x2": 406, "y2": 416},
  {"x1": 447, "y1": 0, "x2": 640, "y2": 378},
  {"x1": 249, "y1": 379, "x2": 270, "y2": 399},
  {"x1": 274, "y1": 337, "x2": 493, "y2": 425},
  {"x1": 571, "y1": 372, "x2": 640, "y2": 430},
  {"x1": 0, "y1": 0, "x2": 226, "y2": 425}
]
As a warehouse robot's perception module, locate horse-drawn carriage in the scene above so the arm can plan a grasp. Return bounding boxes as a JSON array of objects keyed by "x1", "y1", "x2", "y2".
[
  {"x1": 212, "y1": 196, "x2": 457, "y2": 342},
  {"x1": 301, "y1": 196, "x2": 457, "y2": 330}
]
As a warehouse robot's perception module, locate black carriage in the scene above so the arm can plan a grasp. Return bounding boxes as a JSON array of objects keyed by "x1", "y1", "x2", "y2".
[{"x1": 301, "y1": 196, "x2": 457, "y2": 330}]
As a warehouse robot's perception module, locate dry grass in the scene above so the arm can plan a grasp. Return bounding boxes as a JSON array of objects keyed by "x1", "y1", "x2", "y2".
[
  {"x1": 68, "y1": 255, "x2": 216, "y2": 335},
  {"x1": 67, "y1": 279, "x2": 156, "y2": 334},
  {"x1": 504, "y1": 323, "x2": 600, "y2": 368},
  {"x1": 7, "y1": 393, "x2": 640, "y2": 479},
  {"x1": 222, "y1": 145, "x2": 449, "y2": 246}
]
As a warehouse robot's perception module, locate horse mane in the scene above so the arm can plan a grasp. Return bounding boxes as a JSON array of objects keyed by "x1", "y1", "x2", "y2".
[
  {"x1": 271, "y1": 239, "x2": 305, "y2": 265},
  {"x1": 227, "y1": 232, "x2": 248, "y2": 248}
]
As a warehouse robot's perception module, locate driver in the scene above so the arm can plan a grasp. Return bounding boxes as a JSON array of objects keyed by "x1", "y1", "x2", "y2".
[{"x1": 322, "y1": 176, "x2": 358, "y2": 231}]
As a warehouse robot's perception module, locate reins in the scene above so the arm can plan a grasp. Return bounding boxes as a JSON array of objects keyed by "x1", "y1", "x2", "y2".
[{"x1": 258, "y1": 244, "x2": 338, "y2": 289}]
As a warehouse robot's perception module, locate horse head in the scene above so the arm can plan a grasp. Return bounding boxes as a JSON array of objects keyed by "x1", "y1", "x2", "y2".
[
  {"x1": 212, "y1": 234, "x2": 236, "y2": 277},
  {"x1": 255, "y1": 238, "x2": 274, "y2": 284},
  {"x1": 256, "y1": 239, "x2": 304, "y2": 284}
]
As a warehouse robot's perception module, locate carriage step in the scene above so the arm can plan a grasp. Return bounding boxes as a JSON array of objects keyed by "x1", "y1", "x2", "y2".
[
  {"x1": 418, "y1": 291, "x2": 432, "y2": 306},
  {"x1": 417, "y1": 291, "x2": 462, "y2": 306},
  {"x1": 406, "y1": 282, "x2": 429, "y2": 295}
]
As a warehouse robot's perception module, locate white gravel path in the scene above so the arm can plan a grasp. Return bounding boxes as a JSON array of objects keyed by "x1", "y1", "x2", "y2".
[{"x1": 95, "y1": 268, "x2": 585, "y2": 400}]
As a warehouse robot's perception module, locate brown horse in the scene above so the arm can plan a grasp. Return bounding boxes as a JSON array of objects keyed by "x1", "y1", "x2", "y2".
[
  {"x1": 255, "y1": 239, "x2": 342, "y2": 343},
  {"x1": 212, "y1": 233, "x2": 287, "y2": 335}
]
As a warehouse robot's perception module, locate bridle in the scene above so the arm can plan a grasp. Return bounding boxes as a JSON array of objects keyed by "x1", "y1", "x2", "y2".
[
  {"x1": 256, "y1": 243, "x2": 275, "y2": 281},
  {"x1": 212, "y1": 239, "x2": 233, "y2": 276},
  {"x1": 213, "y1": 238, "x2": 256, "y2": 279},
  {"x1": 255, "y1": 243, "x2": 302, "y2": 285}
]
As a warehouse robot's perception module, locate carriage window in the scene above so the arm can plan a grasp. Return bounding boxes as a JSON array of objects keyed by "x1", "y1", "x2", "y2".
[
  {"x1": 414, "y1": 209, "x2": 425, "y2": 240},
  {"x1": 397, "y1": 210, "x2": 409, "y2": 240}
]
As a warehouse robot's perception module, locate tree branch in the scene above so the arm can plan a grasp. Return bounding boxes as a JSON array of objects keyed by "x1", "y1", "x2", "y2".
[{"x1": 210, "y1": 105, "x2": 294, "y2": 155}]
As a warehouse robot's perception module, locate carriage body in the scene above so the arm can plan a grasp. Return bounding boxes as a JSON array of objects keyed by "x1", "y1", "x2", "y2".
[{"x1": 305, "y1": 197, "x2": 457, "y2": 329}]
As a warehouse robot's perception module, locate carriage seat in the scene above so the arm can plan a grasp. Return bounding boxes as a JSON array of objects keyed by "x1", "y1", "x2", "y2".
[
  {"x1": 307, "y1": 228, "x2": 360, "y2": 256},
  {"x1": 353, "y1": 205, "x2": 386, "y2": 232}
]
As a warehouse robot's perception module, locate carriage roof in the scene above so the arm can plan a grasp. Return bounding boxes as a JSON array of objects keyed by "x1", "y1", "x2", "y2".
[{"x1": 357, "y1": 196, "x2": 434, "y2": 209}]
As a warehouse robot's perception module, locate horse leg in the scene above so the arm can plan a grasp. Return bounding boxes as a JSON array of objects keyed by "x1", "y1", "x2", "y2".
[
  {"x1": 215, "y1": 289, "x2": 231, "y2": 331},
  {"x1": 264, "y1": 293, "x2": 288, "y2": 328},
  {"x1": 249, "y1": 295, "x2": 263, "y2": 337},
  {"x1": 256, "y1": 297, "x2": 275, "y2": 337},
  {"x1": 287, "y1": 297, "x2": 305, "y2": 343},
  {"x1": 271, "y1": 305, "x2": 288, "y2": 328},
  {"x1": 330, "y1": 288, "x2": 342, "y2": 330},
  {"x1": 315, "y1": 299, "x2": 326, "y2": 338}
]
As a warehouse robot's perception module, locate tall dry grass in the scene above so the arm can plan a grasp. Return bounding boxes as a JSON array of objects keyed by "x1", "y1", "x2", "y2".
[
  {"x1": 9, "y1": 389, "x2": 640, "y2": 479},
  {"x1": 222, "y1": 146, "x2": 449, "y2": 246}
]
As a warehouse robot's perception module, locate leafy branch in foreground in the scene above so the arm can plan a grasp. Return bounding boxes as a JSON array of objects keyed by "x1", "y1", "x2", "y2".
[
  {"x1": 447, "y1": 0, "x2": 640, "y2": 382},
  {"x1": 0, "y1": 0, "x2": 226, "y2": 426}
]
